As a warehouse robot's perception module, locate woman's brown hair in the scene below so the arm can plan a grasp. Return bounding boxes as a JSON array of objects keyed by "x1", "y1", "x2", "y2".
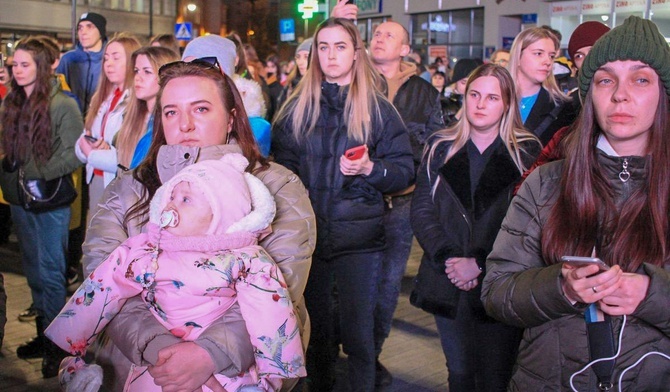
[
  {"x1": 115, "y1": 46, "x2": 179, "y2": 168},
  {"x1": 125, "y1": 61, "x2": 268, "y2": 225},
  {"x1": 149, "y1": 33, "x2": 181, "y2": 57},
  {"x1": 541, "y1": 82, "x2": 670, "y2": 271},
  {"x1": 84, "y1": 33, "x2": 141, "y2": 127},
  {"x1": 1, "y1": 36, "x2": 60, "y2": 165}
]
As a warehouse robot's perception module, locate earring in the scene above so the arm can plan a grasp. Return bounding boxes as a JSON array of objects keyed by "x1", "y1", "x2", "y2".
[{"x1": 226, "y1": 132, "x2": 231, "y2": 144}]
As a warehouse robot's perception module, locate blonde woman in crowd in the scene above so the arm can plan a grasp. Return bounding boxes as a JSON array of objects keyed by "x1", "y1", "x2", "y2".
[
  {"x1": 508, "y1": 27, "x2": 576, "y2": 145},
  {"x1": 75, "y1": 33, "x2": 140, "y2": 218},
  {"x1": 273, "y1": 17, "x2": 414, "y2": 391},
  {"x1": 410, "y1": 63, "x2": 540, "y2": 392}
]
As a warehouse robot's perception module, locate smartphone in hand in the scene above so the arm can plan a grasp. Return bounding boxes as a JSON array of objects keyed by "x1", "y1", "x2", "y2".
[
  {"x1": 84, "y1": 135, "x2": 98, "y2": 143},
  {"x1": 561, "y1": 256, "x2": 610, "y2": 271},
  {"x1": 344, "y1": 145, "x2": 366, "y2": 160}
]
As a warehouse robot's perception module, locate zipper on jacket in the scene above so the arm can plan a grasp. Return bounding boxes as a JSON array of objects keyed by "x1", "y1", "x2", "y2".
[
  {"x1": 439, "y1": 177, "x2": 473, "y2": 236},
  {"x1": 619, "y1": 158, "x2": 630, "y2": 183}
]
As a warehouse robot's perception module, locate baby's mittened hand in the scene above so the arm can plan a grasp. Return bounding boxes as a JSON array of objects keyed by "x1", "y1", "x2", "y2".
[{"x1": 58, "y1": 356, "x2": 103, "y2": 392}]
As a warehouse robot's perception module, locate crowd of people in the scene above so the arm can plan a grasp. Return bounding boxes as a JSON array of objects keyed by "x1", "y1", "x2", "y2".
[{"x1": 0, "y1": 0, "x2": 669, "y2": 390}]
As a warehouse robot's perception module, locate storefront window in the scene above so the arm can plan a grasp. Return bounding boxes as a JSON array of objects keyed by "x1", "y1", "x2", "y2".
[
  {"x1": 614, "y1": 0, "x2": 647, "y2": 25},
  {"x1": 163, "y1": 0, "x2": 177, "y2": 16},
  {"x1": 473, "y1": 8, "x2": 484, "y2": 42},
  {"x1": 651, "y1": 0, "x2": 670, "y2": 38},
  {"x1": 430, "y1": 12, "x2": 450, "y2": 45},
  {"x1": 411, "y1": 8, "x2": 484, "y2": 66},
  {"x1": 411, "y1": 13, "x2": 429, "y2": 47},
  {"x1": 550, "y1": 0, "x2": 612, "y2": 54},
  {"x1": 450, "y1": 10, "x2": 471, "y2": 45}
]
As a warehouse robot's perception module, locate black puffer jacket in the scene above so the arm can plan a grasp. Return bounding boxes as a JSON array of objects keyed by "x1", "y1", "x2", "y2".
[
  {"x1": 524, "y1": 87, "x2": 578, "y2": 146},
  {"x1": 439, "y1": 92, "x2": 463, "y2": 128},
  {"x1": 272, "y1": 81, "x2": 414, "y2": 258},
  {"x1": 410, "y1": 136, "x2": 540, "y2": 319},
  {"x1": 389, "y1": 75, "x2": 445, "y2": 169}
]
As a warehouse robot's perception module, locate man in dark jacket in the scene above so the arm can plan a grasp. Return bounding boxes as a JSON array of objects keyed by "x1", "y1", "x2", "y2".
[
  {"x1": 57, "y1": 12, "x2": 107, "y2": 114},
  {"x1": 369, "y1": 20, "x2": 445, "y2": 387}
]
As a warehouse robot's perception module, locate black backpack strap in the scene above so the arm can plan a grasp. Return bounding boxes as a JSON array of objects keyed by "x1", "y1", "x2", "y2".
[
  {"x1": 534, "y1": 101, "x2": 565, "y2": 140},
  {"x1": 586, "y1": 305, "x2": 616, "y2": 390}
]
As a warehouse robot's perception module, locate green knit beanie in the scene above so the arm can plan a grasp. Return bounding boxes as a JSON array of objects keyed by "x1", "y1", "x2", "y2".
[{"x1": 579, "y1": 16, "x2": 670, "y2": 99}]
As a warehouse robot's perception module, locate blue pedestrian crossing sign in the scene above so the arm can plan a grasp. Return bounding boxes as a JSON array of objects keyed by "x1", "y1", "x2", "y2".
[
  {"x1": 175, "y1": 22, "x2": 193, "y2": 41},
  {"x1": 280, "y1": 19, "x2": 295, "y2": 42}
]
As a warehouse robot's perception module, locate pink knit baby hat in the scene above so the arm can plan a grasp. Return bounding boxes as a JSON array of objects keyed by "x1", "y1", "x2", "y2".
[{"x1": 152, "y1": 154, "x2": 256, "y2": 236}]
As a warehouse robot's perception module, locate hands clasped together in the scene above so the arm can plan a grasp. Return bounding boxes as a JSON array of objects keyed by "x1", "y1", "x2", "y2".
[{"x1": 445, "y1": 257, "x2": 482, "y2": 291}]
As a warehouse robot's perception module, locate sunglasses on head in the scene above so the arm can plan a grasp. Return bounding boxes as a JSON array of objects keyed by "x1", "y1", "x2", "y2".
[{"x1": 158, "y1": 56, "x2": 222, "y2": 78}]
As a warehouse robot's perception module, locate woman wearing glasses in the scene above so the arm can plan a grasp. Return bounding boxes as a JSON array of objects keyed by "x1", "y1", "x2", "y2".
[{"x1": 79, "y1": 60, "x2": 315, "y2": 391}]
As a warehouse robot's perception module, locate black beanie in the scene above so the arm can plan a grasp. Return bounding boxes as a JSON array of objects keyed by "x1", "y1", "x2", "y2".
[
  {"x1": 452, "y1": 58, "x2": 484, "y2": 83},
  {"x1": 79, "y1": 12, "x2": 107, "y2": 40},
  {"x1": 579, "y1": 16, "x2": 670, "y2": 99}
]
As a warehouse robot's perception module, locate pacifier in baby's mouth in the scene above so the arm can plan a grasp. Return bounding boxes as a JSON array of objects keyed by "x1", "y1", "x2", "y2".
[{"x1": 159, "y1": 209, "x2": 179, "y2": 228}]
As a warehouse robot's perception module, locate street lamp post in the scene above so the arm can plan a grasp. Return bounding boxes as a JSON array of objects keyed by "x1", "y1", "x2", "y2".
[
  {"x1": 71, "y1": 0, "x2": 76, "y2": 46},
  {"x1": 247, "y1": 0, "x2": 256, "y2": 42},
  {"x1": 149, "y1": 0, "x2": 154, "y2": 37}
]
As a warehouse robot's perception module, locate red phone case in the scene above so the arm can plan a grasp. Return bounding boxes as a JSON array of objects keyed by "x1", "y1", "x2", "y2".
[{"x1": 345, "y1": 145, "x2": 366, "y2": 160}]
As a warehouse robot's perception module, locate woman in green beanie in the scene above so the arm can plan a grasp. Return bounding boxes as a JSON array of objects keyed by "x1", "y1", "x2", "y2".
[{"x1": 482, "y1": 16, "x2": 670, "y2": 391}]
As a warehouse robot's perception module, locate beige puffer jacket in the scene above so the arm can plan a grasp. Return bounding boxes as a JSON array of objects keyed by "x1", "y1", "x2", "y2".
[{"x1": 81, "y1": 144, "x2": 315, "y2": 391}]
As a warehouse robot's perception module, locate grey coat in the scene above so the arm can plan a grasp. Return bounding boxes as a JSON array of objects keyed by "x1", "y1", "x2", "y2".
[{"x1": 482, "y1": 152, "x2": 670, "y2": 391}]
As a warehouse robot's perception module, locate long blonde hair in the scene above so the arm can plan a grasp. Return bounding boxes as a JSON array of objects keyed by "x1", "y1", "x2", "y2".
[
  {"x1": 426, "y1": 64, "x2": 539, "y2": 193},
  {"x1": 508, "y1": 27, "x2": 569, "y2": 105},
  {"x1": 275, "y1": 18, "x2": 383, "y2": 143},
  {"x1": 84, "y1": 33, "x2": 141, "y2": 130},
  {"x1": 115, "y1": 47, "x2": 179, "y2": 168}
]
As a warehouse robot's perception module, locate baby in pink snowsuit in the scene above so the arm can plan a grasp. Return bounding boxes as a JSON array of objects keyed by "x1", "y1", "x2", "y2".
[{"x1": 45, "y1": 153, "x2": 306, "y2": 391}]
